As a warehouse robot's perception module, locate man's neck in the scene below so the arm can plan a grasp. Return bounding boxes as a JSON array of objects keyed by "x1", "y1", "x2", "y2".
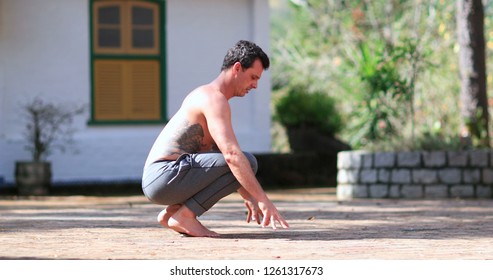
[{"x1": 210, "y1": 71, "x2": 234, "y2": 100}]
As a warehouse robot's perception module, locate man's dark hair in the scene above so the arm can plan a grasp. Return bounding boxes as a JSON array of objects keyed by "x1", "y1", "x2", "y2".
[{"x1": 221, "y1": 40, "x2": 270, "y2": 71}]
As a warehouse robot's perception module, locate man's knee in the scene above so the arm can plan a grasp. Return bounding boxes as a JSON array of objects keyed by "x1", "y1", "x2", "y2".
[{"x1": 243, "y1": 152, "x2": 258, "y2": 174}]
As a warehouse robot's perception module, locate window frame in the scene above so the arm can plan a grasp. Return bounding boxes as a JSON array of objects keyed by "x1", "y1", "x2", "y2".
[{"x1": 89, "y1": 0, "x2": 166, "y2": 125}]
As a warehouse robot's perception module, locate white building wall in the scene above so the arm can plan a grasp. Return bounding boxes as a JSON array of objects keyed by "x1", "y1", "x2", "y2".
[
  {"x1": 0, "y1": 0, "x2": 5, "y2": 184},
  {"x1": 0, "y1": 0, "x2": 272, "y2": 185},
  {"x1": 0, "y1": 1, "x2": 4, "y2": 131}
]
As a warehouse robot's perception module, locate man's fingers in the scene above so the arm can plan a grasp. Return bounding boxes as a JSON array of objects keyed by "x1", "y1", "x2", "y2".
[
  {"x1": 254, "y1": 209, "x2": 263, "y2": 224},
  {"x1": 271, "y1": 216, "x2": 277, "y2": 230},
  {"x1": 261, "y1": 215, "x2": 270, "y2": 228},
  {"x1": 261, "y1": 214, "x2": 290, "y2": 230},
  {"x1": 279, "y1": 217, "x2": 290, "y2": 229},
  {"x1": 245, "y1": 202, "x2": 252, "y2": 223},
  {"x1": 255, "y1": 212, "x2": 262, "y2": 224}
]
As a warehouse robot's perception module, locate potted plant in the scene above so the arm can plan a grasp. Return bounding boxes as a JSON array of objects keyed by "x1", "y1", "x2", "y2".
[
  {"x1": 15, "y1": 97, "x2": 84, "y2": 195},
  {"x1": 273, "y1": 84, "x2": 349, "y2": 153}
]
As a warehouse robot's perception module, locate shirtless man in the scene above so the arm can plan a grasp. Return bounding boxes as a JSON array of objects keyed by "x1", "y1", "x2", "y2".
[{"x1": 142, "y1": 40, "x2": 289, "y2": 237}]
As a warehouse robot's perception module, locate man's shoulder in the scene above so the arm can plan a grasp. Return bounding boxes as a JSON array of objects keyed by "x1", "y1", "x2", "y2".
[
  {"x1": 187, "y1": 85, "x2": 228, "y2": 106},
  {"x1": 183, "y1": 86, "x2": 230, "y2": 121}
]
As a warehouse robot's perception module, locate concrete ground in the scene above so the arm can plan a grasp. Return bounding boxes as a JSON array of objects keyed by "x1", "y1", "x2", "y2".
[{"x1": 1, "y1": 187, "x2": 493, "y2": 260}]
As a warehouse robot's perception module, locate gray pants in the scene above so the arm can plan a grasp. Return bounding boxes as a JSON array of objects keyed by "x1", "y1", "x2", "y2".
[{"x1": 142, "y1": 152, "x2": 258, "y2": 216}]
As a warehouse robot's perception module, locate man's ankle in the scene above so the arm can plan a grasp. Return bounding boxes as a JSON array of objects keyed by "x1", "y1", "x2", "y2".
[{"x1": 176, "y1": 205, "x2": 197, "y2": 218}]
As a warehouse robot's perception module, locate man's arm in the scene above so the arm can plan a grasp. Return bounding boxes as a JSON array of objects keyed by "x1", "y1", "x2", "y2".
[{"x1": 204, "y1": 92, "x2": 289, "y2": 229}]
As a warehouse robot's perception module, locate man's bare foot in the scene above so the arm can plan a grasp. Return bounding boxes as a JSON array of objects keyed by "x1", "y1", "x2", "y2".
[
  {"x1": 157, "y1": 204, "x2": 182, "y2": 228},
  {"x1": 168, "y1": 206, "x2": 220, "y2": 237}
]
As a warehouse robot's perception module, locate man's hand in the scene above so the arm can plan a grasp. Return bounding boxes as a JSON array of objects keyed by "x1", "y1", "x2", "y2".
[
  {"x1": 244, "y1": 198, "x2": 262, "y2": 224},
  {"x1": 238, "y1": 187, "x2": 289, "y2": 230},
  {"x1": 258, "y1": 200, "x2": 290, "y2": 230},
  {"x1": 238, "y1": 187, "x2": 263, "y2": 224}
]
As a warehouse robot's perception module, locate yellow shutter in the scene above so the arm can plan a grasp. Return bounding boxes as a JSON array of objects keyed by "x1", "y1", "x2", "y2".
[
  {"x1": 94, "y1": 60, "x2": 125, "y2": 120},
  {"x1": 128, "y1": 60, "x2": 161, "y2": 120},
  {"x1": 93, "y1": 59, "x2": 160, "y2": 121}
]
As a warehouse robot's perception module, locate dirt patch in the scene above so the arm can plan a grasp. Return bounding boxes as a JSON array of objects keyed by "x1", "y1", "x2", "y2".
[{"x1": 1, "y1": 188, "x2": 492, "y2": 259}]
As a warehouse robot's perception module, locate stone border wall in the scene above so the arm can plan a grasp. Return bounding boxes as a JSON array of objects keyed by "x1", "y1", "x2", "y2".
[{"x1": 337, "y1": 150, "x2": 493, "y2": 200}]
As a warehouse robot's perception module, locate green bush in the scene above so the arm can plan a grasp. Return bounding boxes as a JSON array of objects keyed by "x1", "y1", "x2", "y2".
[
  {"x1": 346, "y1": 41, "x2": 416, "y2": 148},
  {"x1": 271, "y1": 0, "x2": 471, "y2": 152},
  {"x1": 273, "y1": 84, "x2": 343, "y2": 136}
]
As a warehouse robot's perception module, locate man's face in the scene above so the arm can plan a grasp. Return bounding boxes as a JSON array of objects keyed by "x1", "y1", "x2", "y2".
[{"x1": 235, "y1": 59, "x2": 263, "y2": 97}]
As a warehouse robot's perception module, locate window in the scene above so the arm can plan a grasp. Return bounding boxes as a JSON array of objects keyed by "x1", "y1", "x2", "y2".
[{"x1": 91, "y1": 0, "x2": 165, "y2": 123}]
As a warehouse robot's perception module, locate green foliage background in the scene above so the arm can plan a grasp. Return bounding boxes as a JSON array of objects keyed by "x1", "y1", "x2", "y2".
[{"x1": 270, "y1": 0, "x2": 493, "y2": 151}]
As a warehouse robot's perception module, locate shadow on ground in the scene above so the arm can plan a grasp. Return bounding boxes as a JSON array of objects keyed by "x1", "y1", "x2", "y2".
[{"x1": 2, "y1": 197, "x2": 492, "y2": 241}]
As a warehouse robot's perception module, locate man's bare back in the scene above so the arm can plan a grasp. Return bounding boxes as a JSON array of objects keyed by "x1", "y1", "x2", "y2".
[{"x1": 144, "y1": 87, "x2": 221, "y2": 167}]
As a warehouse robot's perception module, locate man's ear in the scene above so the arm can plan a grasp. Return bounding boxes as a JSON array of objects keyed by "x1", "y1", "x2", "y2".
[{"x1": 232, "y1": 62, "x2": 243, "y2": 73}]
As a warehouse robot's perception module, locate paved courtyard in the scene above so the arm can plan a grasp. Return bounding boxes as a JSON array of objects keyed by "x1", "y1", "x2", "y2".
[{"x1": 1, "y1": 187, "x2": 493, "y2": 260}]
